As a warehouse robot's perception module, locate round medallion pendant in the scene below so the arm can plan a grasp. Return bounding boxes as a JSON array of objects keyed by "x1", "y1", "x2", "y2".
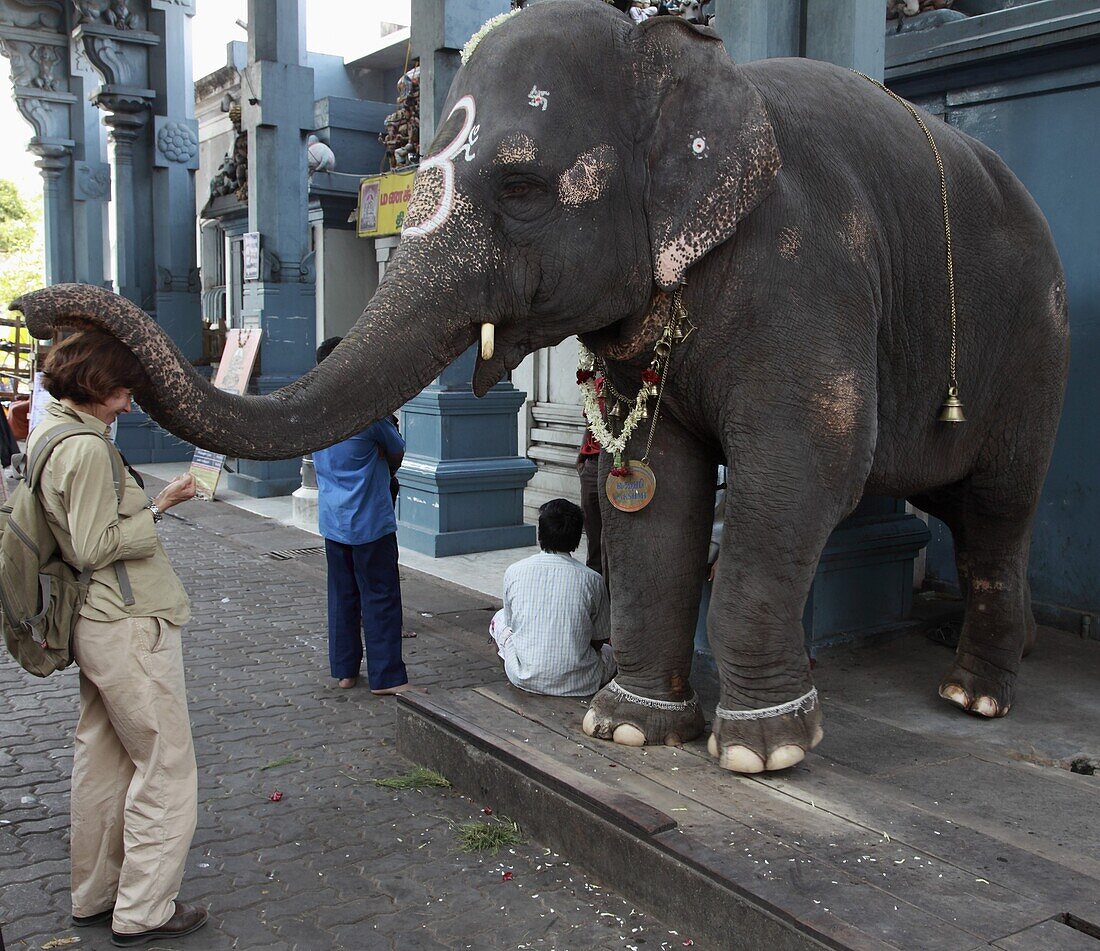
[{"x1": 606, "y1": 460, "x2": 657, "y2": 513}]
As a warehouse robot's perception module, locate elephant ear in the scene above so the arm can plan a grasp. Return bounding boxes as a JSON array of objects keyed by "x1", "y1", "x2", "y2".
[{"x1": 636, "y1": 18, "x2": 781, "y2": 290}]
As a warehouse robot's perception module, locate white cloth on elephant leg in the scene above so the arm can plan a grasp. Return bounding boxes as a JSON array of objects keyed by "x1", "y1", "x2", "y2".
[{"x1": 495, "y1": 551, "x2": 613, "y2": 696}]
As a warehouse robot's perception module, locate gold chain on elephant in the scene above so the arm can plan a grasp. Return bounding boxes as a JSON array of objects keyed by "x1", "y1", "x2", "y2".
[
  {"x1": 852, "y1": 71, "x2": 966, "y2": 424},
  {"x1": 577, "y1": 288, "x2": 694, "y2": 512}
]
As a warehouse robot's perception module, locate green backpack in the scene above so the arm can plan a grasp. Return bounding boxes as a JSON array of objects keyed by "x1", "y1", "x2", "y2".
[{"x1": 0, "y1": 423, "x2": 133, "y2": 677}]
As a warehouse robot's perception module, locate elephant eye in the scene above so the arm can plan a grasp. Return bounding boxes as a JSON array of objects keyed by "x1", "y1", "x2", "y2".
[{"x1": 501, "y1": 181, "x2": 535, "y2": 200}]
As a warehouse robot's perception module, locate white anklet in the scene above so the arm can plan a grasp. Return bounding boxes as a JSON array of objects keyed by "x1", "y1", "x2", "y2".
[
  {"x1": 714, "y1": 687, "x2": 818, "y2": 721},
  {"x1": 606, "y1": 679, "x2": 699, "y2": 712}
]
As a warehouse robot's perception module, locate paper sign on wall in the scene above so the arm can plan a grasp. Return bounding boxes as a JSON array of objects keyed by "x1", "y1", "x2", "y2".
[
  {"x1": 189, "y1": 329, "x2": 262, "y2": 500},
  {"x1": 243, "y1": 232, "x2": 261, "y2": 281}
]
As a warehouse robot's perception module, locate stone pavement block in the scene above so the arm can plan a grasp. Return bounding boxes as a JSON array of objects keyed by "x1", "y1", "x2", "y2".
[
  {"x1": 268, "y1": 913, "x2": 337, "y2": 948},
  {"x1": 0, "y1": 505, "x2": 678, "y2": 951}
]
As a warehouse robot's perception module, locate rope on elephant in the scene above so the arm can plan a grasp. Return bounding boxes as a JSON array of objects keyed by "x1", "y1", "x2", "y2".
[
  {"x1": 606, "y1": 679, "x2": 700, "y2": 711},
  {"x1": 714, "y1": 687, "x2": 818, "y2": 721}
]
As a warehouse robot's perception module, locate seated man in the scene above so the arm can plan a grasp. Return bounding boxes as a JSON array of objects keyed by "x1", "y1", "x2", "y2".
[{"x1": 490, "y1": 498, "x2": 614, "y2": 696}]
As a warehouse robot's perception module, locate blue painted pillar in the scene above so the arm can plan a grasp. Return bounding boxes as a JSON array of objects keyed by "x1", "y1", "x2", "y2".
[
  {"x1": 398, "y1": 0, "x2": 536, "y2": 555},
  {"x1": 0, "y1": 17, "x2": 78, "y2": 286},
  {"x1": 227, "y1": 0, "x2": 317, "y2": 497},
  {"x1": 69, "y1": 34, "x2": 112, "y2": 289},
  {"x1": 398, "y1": 348, "x2": 536, "y2": 556}
]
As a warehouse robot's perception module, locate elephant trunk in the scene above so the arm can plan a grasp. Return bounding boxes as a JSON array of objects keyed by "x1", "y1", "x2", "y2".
[{"x1": 11, "y1": 279, "x2": 475, "y2": 460}]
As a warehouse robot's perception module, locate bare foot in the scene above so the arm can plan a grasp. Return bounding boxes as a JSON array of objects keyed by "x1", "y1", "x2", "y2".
[
  {"x1": 338, "y1": 677, "x2": 358, "y2": 689},
  {"x1": 371, "y1": 683, "x2": 412, "y2": 696}
]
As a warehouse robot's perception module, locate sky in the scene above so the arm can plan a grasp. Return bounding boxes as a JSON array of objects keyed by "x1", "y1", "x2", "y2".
[{"x1": 0, "y1": 0, "x2": 410, "y2": 197}]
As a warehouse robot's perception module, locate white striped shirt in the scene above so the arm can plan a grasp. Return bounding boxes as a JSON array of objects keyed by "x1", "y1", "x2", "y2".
[{"x1": 498, "y1": 551, "x2": 612, "y2": 696}]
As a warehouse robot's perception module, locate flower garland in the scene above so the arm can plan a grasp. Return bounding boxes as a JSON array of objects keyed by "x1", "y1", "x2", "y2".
[{"x1": 577, "y1": 289, "x2": 691, "y2": 477}]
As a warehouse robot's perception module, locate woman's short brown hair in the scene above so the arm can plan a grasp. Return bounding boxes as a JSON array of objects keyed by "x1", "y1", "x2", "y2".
[{"x1": 41, "y1": 331, "x2": 146, "y2": 405}]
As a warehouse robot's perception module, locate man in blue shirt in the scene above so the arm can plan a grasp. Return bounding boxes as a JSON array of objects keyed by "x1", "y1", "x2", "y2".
[{"x1": 312, "y1": 337, "x2": 409, "y2": 694}]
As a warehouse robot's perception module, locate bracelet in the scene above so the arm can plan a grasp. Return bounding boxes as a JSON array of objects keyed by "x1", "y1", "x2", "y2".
[
  {"x1": 714, "y1": 687, "x2": 818, "y2": 722},
  {"x1": 146, "y1": 500, "x2": 163, "y2": 523},
  {"x1": 605, "y1": 679, "x2": 700, "y2": 712}
]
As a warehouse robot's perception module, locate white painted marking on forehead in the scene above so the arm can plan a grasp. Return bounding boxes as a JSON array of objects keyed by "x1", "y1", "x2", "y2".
[
  {"x1": 528, "y1": 85, "x2": 549, "y2": 111},
  {"x1": 402, "y1": 95, "x2": 477, "y2": 238}
]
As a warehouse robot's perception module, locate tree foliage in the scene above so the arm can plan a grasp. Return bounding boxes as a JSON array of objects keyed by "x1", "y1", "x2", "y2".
[
  {"x1": 0, "y1": 179, "x2": 43, "y2": 393},
  {"x1": 0, "y1": 179, "x2": 37, "y2": 257}
]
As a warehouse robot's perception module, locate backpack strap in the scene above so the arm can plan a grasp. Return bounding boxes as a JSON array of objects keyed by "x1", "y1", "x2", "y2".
[{"x1": 27, "y1": 423, "x2": 136, "y2": 606}]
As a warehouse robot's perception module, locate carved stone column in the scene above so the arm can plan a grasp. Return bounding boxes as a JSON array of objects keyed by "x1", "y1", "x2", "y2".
[
  {"x1": 0, "y1": 2, "x2": 78, "y2": 284},
  {"x1": 147, "y1": 0, "x2": 201, "y2": 365},
  {"x1": 73, "y1": 11, "x2": 159, "y2": 306},
  {"x1": 226, "y1": 0, "x2": 318, "y2": 497},
  {"x1": 74, "y1": 2, "x2": 193, "y2": 462},
  {"x1": 69, "y1": 36, "x2": 112, "y2": 288}
]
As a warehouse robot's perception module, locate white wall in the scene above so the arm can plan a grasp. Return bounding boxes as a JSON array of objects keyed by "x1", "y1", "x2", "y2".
[{"x1": 321, "y1": 229, "x2": 377, "y2": 339}]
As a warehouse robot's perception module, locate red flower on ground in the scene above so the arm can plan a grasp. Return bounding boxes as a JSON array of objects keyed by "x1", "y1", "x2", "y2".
[
  {"x1": 502, "y1": 871, "x2": 514, "y2": 881},
  {"x1": 268, "y1": 790, "x2": 283, "y2": 802}
]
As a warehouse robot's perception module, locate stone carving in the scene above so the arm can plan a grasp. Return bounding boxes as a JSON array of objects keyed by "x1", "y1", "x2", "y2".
[
  {"x1": 0, "y1": 37, "x2": 65, "y2": 90},
  {"x1": 157, "y1": 119, "x2": 197, "y2": 163},
  {"x1": 0, "y1": 0, "x2": 64, "y2": 31},
  {"x1": 380, "y1": 59, "x2": 419, "y2": 169},
  {"x1": 72, "y1": 0, "x2": 141, "y2": 31},
  {"x1": 74, "y1": 161, "x2": 111, "y2": 200},
  {"x1": 208, "y1": 101, "x2": 247, "y2": 203},
  {"x1": 85, "y1": 35, "x2": 144, "y2": 86},
  {"x1": 306, "y1": 134, "x2": 335, "y2": 175}
]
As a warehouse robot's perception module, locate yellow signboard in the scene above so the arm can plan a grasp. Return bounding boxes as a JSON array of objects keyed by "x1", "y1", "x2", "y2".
[{"x1": 357, "y1": 170, "x2": 415, "y2": 238}]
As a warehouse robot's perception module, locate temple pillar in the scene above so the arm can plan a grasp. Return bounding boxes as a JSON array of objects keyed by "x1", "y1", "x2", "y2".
[
  {"x1": 69, "y1": 36, "x2": 112, "y2": 288},
  {"x1": 0, "y1": 7, "x2": 78, "y2": 285},
  {"x1": 148, "y1": 0, "x2": 201, "y2": 367},
  {"x1": 396, "y1": 0, "x2": 536, "y2": 555},
  {"x1": 227, "y1": 0, "x2": 317, "y2": 497}
]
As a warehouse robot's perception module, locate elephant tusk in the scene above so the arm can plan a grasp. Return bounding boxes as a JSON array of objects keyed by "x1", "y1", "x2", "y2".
[{"x1": 480, "y1": 323, "x2": 495, "y2": 361}]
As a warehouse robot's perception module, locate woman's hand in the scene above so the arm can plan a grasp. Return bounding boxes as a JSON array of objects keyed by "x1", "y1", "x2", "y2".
[{"x1": 154, "y1": 473, "x2": 196, "y2": 512}]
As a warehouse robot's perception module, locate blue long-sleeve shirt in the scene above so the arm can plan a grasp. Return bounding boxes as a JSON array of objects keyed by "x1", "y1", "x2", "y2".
[{"x1": 313, "y1": 419, "x2": 405, "y2": 545}]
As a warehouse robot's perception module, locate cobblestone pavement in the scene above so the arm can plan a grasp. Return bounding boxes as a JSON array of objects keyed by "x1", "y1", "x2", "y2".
[{"x1": 0, "y1": 487, "x2": 693, "y2": 951}]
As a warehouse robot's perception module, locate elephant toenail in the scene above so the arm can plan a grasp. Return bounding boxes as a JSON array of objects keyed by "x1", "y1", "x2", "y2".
[
  {"x1": 972, "y1": 696, "x2": 998, "y2": 717},
  {"x1": 765, "y1": 745, "x2": 806, "y2": 770},
  {"x1": 719, "y1": 746, "x2": 766, "y2": 774},
  {"x1": 810, "y1": 725, "x2": 825, "y2": 748},
  {"x1": 707, "y1": 733, "x2": 719, "y2": 757},
  {"x1": 664, "y1": 733, "x2": 682, "y2": 747},
  {"x1": 939, "y1": 683, "x2": 969, "y2": 708},
  {"x1": 612, "y1": 724, "x2": 646, "y2": 747},
  {"x1": 582, "y1": 709, "x2": 599, "y2": 736}
]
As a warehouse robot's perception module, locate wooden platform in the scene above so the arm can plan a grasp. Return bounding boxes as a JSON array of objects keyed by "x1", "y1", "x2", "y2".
[{"x1": 396, "y1": 627, "x2": 1100, "y2": 950}]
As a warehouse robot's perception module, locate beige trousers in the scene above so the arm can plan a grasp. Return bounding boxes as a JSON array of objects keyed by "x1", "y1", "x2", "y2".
[{"x1": 70, "y1": 615, "x2": 197, "y2": 934}]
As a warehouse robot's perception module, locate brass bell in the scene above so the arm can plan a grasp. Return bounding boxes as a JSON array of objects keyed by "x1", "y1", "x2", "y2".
[
  {"x1": 609, "y1": 400, "x2": 623, "y2": 418},
  {"x1": 638, "y1": 402, "x2": 648, "y2": 420},
  {"x1": 937, "y1": 386, "x2": 966, "y2": 424},
  {"x1": 646, "y1": 383, "x2": 659, "y2": 398}
]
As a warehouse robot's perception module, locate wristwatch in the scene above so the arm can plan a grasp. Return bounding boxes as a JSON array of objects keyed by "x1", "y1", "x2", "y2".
[{"x1": 147, "y1": 500, "x2": 164, "y2": 523}]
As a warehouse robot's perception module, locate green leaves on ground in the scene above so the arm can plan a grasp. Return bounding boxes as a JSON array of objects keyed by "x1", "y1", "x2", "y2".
[
  {"x1": 456, "y1": 815, "x2": 524, "y2": 853},
  {"x1": 373, "y1": 766, "x2": 451, "y2": 790},
  {"x1": 260, "y1": 755, "x2": 297, "y2": 771}
]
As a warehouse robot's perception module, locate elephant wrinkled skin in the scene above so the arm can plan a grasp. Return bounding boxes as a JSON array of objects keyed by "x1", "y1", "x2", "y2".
[{"x1": 13, "y1": 2, "x2": 1068, "y2": 774}]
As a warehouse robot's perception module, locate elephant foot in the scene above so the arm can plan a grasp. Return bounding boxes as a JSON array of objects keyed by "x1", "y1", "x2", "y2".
[
  {"x1": 708, "y1": 687, "x2": 824, "y2": 773},
  {"x1": 582, "y1": 679, "x2": 705, "y2": 748},
  {"x1": 939, "y1": 652, "x2": 1015, "y2": 718}
]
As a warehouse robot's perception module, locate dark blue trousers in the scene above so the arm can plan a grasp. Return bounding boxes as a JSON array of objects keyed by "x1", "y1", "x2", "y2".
[{"x1": 325, "y1": 533, "x2": 407, "y2": 690}]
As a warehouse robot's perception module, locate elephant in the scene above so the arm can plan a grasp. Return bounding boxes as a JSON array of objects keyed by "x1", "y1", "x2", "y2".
[{"x1": 13, "y1": 0, "x2": 1068, "y2": 774}]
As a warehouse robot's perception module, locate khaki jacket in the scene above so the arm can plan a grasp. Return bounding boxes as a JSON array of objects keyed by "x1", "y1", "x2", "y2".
[{"x1": 28, "y1": 399, "x2": 191, "y2": 626}]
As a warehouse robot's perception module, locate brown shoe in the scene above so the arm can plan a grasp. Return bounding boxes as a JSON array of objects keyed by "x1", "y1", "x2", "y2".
[{"x1": 111, "y1": 901, "x2": 209, "y2": 946}]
